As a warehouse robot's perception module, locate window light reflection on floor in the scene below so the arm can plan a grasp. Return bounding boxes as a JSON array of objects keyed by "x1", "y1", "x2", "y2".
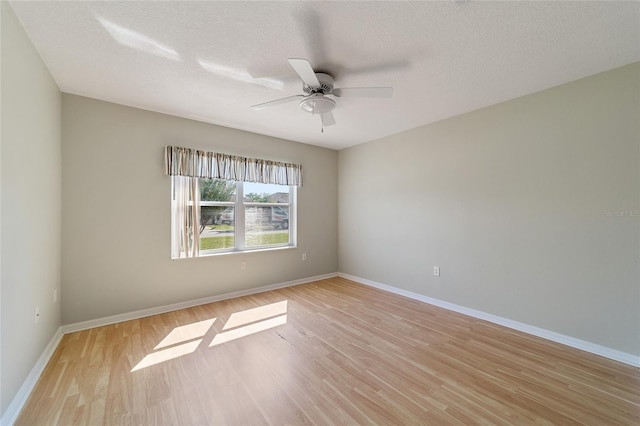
[
  {"x1": 213, "y1": 300, "x2": 288, "y2": 346},
  {"x1": 131, "y1": 317, "x2": 216, "y2": 372},
  {"x1": 131, "y1": 300, "x2": 288, "y2": 371},
  {"x1": 154, "y1": 318, "x2": 216, "y2": 350},
  {"x1": 223, "y1": 300, "x2": 287, "y2": 330},
  {"x1": 131, "y1": 339, "x2": 202, "y2": 372},
  {"x1": 210, "y1": 314, "x2": 287, "y2": 347}
]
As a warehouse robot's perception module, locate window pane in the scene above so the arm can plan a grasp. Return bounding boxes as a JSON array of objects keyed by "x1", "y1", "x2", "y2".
[
  {"x1": 244, "y1": 182, "x2": 289, "y2": 204},
  {"x1": 200, "y1": 179, "x2": 236, "y2": 202},
  {"x1": 245, "y1": 206, "x2": 290, "y2": 247},
  {"x1": 200, "y1": 206, "x2": 235, "y2": 251}
]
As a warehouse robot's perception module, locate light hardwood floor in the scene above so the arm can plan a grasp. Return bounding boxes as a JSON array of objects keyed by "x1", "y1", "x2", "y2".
[{"x1": 17, "y1": 277, "x2": 640, "y2": 425}]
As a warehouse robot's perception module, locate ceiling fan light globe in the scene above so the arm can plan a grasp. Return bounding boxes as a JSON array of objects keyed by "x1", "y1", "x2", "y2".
[{"x1": 300, "y1": 94, "x2": 336, "y2": 114}]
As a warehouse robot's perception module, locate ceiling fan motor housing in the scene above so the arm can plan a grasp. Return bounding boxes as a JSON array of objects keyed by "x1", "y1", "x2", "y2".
[
  {"x1": 300, "y1": 72, "x2": 336, "y2": 114},
  {"x1": 303, "y1": 73, "x2": 334, "y2": 95}
]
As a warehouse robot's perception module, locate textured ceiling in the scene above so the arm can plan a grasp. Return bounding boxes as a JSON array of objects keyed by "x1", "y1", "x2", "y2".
[{"x1": 9, "y1": 1, "x2": 640, "y2": 150}]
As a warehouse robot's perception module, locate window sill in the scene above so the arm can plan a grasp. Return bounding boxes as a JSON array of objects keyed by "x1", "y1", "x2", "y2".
[{"x1": 171, "y1": 244, "x2": 297, "y2": 260}]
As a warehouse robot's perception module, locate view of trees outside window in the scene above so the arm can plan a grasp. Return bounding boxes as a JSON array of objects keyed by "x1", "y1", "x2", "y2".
[
  {"x1": 198, "y1": 179, "x2": 292, "y2": 251},
  {"x1": 199, "y1": 179, "x2": 236, "y2": 250}
]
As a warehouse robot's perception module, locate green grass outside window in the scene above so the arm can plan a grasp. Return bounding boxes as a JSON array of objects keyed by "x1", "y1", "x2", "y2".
[{"x1": 200, "y1": 231, "x2": 288, "y2": 250}]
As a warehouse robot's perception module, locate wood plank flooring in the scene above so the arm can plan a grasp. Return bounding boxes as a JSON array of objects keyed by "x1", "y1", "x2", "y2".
[{"x1": 16, "y1": 277, "x2": 640, "y2": 425}]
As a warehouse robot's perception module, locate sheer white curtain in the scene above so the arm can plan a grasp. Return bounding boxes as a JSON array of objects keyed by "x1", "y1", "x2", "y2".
[{"x1": 171, "y1": 176, "x2": 200, "y2": 258}]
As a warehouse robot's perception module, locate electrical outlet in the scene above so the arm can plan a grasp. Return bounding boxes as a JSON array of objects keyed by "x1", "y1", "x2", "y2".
[
  {"x1": 434, "y1": 266, "x2": 440, "y2": 277},
  {"x1": 302, "y1": 253, "x2": 307, "y2": 261},
  {"x1": 34, "y1": 307, "x2": 40, "y2": 324},
  {"x1": 240, "y1": 261, "x2": 246, "y2": 270}
]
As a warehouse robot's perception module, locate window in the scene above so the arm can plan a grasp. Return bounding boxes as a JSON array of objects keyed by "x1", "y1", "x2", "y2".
[
  {"x1": 171, "y1": 177, "x2": 296, "y2": 258},
  {"x1": 164, "y1": 145, "x2": 302, "y2": 258}
]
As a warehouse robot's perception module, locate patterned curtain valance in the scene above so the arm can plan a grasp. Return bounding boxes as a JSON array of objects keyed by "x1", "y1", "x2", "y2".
[{"x1": 164, "y1": 145, "x2": 303, "y2": 187}]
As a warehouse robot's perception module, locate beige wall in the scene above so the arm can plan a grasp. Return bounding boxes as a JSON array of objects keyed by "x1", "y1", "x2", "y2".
[
  {"x1": 61, "y1": 94, "x2": 338, "y2": 324},
  {"x1": 339, "y1": 63, "x2": 640, "y2": 356},
  {"x1": 1, "y1": 1, "x2": 62, "y2": 416}
]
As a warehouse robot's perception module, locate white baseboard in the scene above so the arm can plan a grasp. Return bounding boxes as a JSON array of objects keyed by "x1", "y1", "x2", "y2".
[
  {"x1": 61, "y1": 272, "x2": 338, "y2": 334},
  {"x1": 1, "y1": 328, "x2": 63, "y2": 426},
  {"x1": 6, "y1": 270, "x2": 636, "y2": 426},
  {"x1": 338, "y1": 272, "x2": 640, "y2": 368}
]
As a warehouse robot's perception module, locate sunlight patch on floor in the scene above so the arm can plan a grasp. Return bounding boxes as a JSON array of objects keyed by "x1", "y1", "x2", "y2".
[
  {"x1": 131, "y1": 301, "x2": 288, "y2": 371},
  {"x1": 210, "y1": 314, "x2": 287, "y2": 347},
  {"x1": 154, "y1": 318, "x2": 216, "y2": 350},
  {"x1": 223, "y1": 300, "x2": 287, "y2": 330},
  {"x1": 131, "y1": 339, "x2": 202, "y2": 371}
]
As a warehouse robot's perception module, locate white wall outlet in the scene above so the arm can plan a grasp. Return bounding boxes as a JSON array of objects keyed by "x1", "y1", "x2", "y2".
[
  {"x1": 34, "y1": 307, "x2": 40, "y2": 323},
  {"x1": 53, "y1": 288, "x2": 58, "y2": 303},
  {"x1": 240, "y1": 261, "x2": 246, "y2": 270},
  {"x1": 434, "y1": 266, "x2": 440, "y2": 276},
  {"x1": 302, "y1": 253, "x2": 307, "y2": 261}
]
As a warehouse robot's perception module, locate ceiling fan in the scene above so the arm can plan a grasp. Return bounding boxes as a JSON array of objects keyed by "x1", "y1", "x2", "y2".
[{"x1": 251, "y1": 58, "x2": 393, "y2": 128}]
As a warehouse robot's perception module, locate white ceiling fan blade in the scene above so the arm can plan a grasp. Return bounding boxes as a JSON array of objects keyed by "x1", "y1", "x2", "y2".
[
  {"x1": 332, "y1": 87, "x2": 393, "y2": 98},
  {"x1": 251, "y1": 95, "x2": 304, "y2": 110},
  {"x1": 288, "y1": 58, "x2": 320, "y2": 88},
  {"x1": 322, "y1": 112, "x2": 336, "y2": 126}
]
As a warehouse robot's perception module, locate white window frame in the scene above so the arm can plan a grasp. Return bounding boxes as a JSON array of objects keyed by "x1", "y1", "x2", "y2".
[{"x1": 174, "y1": 178, "x2": 297, "y2": 257}]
